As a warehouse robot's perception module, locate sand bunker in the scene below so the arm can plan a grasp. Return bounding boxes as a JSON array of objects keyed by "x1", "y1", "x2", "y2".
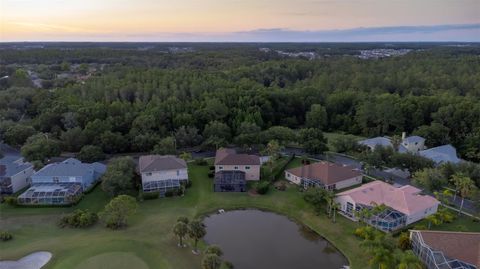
[{"x1": 0, "y1": 251, "x2": 52, "y2": 269}]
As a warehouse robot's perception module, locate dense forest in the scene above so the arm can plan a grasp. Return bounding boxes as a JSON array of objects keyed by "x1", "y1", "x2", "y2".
[{"x1": 0, "y1": 43, "x2": 479, "y2": 164}]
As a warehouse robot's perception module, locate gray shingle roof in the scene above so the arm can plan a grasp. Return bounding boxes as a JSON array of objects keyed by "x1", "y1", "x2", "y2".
[
  {"x1": 403, "y1": 136, "x2": 425, "y2": 144},
  {"x1": 139, "y1": 155, "x2": 187, "y2": 173},
  {"x1": 419, "y1": 144, "x2": 461, "y2": 164},
  {"x1": 358, "y1": 137, "x2": 393, "y2": 148},
  {"x1": 0, "y1": 156, "x2": 33, "y2": 177},
  {"x1": 33, "y1": 158, "x2": 106, "y2": 177}
]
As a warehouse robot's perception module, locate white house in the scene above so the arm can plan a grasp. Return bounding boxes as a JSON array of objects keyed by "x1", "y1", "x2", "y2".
[
  {"x1": 139, "y1": 155, "x2": 188, "y2": 195},
  {"x1": 335, "y1": 181, "x2": 439, "y2": 231},
  {"x1": 0, "y1": 156, "x2": 34, "y2": 194}
]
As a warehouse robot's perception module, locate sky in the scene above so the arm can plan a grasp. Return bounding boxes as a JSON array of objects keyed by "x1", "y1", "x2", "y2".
[{"x1": 1, "y1": 0, "x2": 479, "y2": 42}]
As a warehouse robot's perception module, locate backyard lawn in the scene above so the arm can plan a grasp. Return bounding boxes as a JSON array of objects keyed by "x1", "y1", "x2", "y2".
[{"x1": 1, "y1": 160, "x2": 478, "y2": 269}]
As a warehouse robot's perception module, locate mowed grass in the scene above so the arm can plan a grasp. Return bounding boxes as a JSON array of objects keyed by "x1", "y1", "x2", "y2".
[
  {"x1": 1, "y1": 163, "x2": 367, "y2": 269},
  {"x1": 2, "y1": 160, "x2": 479, "y2": 269}
]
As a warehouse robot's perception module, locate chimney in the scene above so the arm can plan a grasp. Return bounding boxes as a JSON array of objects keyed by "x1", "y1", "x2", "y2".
[{"x1": 401, "y1": 132, "x2": 406, "y2": 141}]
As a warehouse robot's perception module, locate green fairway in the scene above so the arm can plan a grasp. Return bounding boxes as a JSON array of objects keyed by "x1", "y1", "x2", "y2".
[
  {"x1": 74, "y1": 252, "x2": 149, "y2": 269},
  {"x1": 2, "y1": 161, "x2": 479, "y2": 269}
]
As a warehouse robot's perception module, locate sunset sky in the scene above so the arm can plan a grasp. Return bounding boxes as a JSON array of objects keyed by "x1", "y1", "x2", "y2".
[{"x1": 1, "y1": 0, "x2": 479, "y2": 41}]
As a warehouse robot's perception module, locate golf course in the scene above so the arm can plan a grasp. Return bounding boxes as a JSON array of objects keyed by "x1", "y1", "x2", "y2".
[{"x1": 1, "y1": 160, "x2": 478, "y2": 269}]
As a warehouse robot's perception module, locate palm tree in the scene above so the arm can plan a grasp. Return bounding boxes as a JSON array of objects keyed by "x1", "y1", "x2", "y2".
[
  {"x1": 395, "y1": 250, "x2": 423, "y2": 269},
  {"x1": 425, "y1": 214, "x2": 441, "y2": 229},
  {"x1": 173, "y1": 221, "x2": 189, "y2": 247},
  {"x1": 331, "y1": 202, "x2": 340, "y2": 223},
  {"x1": 369, "y1": 246, "x2": 394, "y2": 269},
  {"x1": 355, "y1": 207, "x2": 372, "y2": 226},
  {"x1": 451, "y1": 174, "x2": 477, "y2": 215},
  {"x1": 324, "y1": 190, "x2": 336, "y2": 218},
  {"x1": 201, "y1": 254, "x2": 222, "y2": 269},
  {"x1": 188, "y1": 220, "x2": 206, "y2": 254},
  {"x1": 205, "y1": 245, "x2": 223, "y2": 256}
]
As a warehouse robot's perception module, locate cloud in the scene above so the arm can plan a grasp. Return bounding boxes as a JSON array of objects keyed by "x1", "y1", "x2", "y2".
[{"x1": 3, "y1": 23, "x2": 480, "y2": 42}]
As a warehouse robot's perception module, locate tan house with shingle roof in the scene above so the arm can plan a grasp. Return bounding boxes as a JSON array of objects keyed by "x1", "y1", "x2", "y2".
[
  {"x1": 139, "y1": 155, "x2": 188, "y2": 194},
  {"x1": 214, "y1": 148, "x2": 260, "y2": 181},
  {"x1": 285, "y1": 161, "x2": 362, "y2": 190},
  {"x1": 410, "y1": 230, "x2": 480, "y2": 269}
]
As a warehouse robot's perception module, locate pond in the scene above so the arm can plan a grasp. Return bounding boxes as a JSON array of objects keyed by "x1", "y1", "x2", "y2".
[{"x1": 203, "y1": 210, "x2": 349, "y2": 269}]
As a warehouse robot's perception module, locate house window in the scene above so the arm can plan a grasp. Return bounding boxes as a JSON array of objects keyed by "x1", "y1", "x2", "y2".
[
  {"x1": 146, "y1": 173, "x2": 152, "y2": 176},
  {"x1": 177, "y1": 170, "x2": 179, "y2": 176},
  {"x1": 245, "y1": 166, "x2": 250, "y2": 170},
  {"x1": 287, "y1": 173, "x2": 290, "y2": 178},
  {"x1": 219, "y1": 166, "x2": 223, "y2": 170},
  {"x1": 234, "y1": 166, "x2": 239, "y2": 170},
  {"x1": 53, "y1": 177, "x2": 59, "y2": 183}
]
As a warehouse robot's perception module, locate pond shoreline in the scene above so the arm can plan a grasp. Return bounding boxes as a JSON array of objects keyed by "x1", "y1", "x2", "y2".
[{"x1": 201, "y1": 208, "x2": 349, "y2": 269}]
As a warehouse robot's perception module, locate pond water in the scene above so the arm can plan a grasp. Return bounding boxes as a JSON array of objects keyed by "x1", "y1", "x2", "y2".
[{"x1": 203, "y1": 210, "x2": 348, "y2": 269}]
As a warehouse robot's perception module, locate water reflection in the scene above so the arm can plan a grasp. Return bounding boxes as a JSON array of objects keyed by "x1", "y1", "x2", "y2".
[{"x1": 203, "y1": 210, "x2": 348, "y2": 269}]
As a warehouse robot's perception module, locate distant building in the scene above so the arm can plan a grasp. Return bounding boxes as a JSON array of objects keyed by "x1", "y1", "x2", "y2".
[
  {"x1": 139, "y1": 155, "x2": 188, "y2": 196},
  {"x1": 358, "y1": 137, "x2": 393, "y2": 151},
  {"x1": 358, "y1": 133, "x2": 426, "y2": 154},
  {"x1": 285, "y1": 161, "x2": 362, "y2": 190},
  {"x1": 214, "y1": 148, "x2": 260, "y2": 181},
  {"x1": 401, "y1": 135, "x2": 425, "y2": 153},
  {"x1": 410, "y1": 230, "x2": 479, "y2": 269},
  {"x1": 419, "y1": 144, "x2": 461, "y2": 165},
  {"x1": 335, "y1": 181, "x2": 439, "y2": 231},
  {"x1": 0, "y1": 156, "x2": 34, "y2": 194},
  {"x1": 214, "y1": 170, "x2": 246, "y2": 192},
  {"x1": 18, "y1": 158, "x2": 106, "y2": 205}
]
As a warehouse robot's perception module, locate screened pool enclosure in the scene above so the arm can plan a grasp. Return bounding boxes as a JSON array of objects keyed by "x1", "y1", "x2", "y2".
[
  {"x1": 142, "y1": 179, "x2": 187, "y2": 196},
  {"x1": 411, "y1": 231, "x2": 477, "y2": 269},
  {"x1": 17, "y1": 183, "x2": 83, "y2": 205}
]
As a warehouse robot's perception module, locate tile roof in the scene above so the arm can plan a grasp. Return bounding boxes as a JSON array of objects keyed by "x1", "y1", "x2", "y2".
[
  {"x1": 337, "y1": 181, "x2": 439, "y2": 215},
  {"x1": 33, "y1": 158, "x2": 106, "y2": 177},
  {"x1": 139, "y1": 155, "x2": 187, "y2": 173},
  {"x1": 419, "y1": 144, "x2": 461, "y2": 164},
  {"x1": 286, "y1": 162, "x2": 361, "y2": 185},
  {"x1": 415, "y1": 230, "x2": 480, "y2": 267},
  {"x1": 214, "y1": 148, "x2": 260, "y2": 165}
]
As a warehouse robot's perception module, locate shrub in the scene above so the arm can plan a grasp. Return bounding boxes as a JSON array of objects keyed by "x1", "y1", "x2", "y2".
[
  {"x1": 58, "y1": 209, "x2": 98, "y2": 228},
  {"x1": 397, "y1": 232, "x2": 411, "y2": 250},
  {"x1": 3, "y1": 196, "x2": 17, "y2": 206},
  {"x1": 194, "y1": 158, "x2": 208, "y2": 166},
  {"x1": 208, "y1": 171, "x2": 214, "y2": 178},
  {"x1": 142, "y1": 191, "x2": 160, "y2": 200},
  {"x1": 0, "y1": 231, "x2": 13, "y2": 241},
  {"x1": 165, "y1": 190, "x2": 175, "y2": 197},
  {"x1": 223, "y1": 261, "x2": 234, "y2": 269},
  {"x1": 254, "y1": 181, "x2": 270, "y2": 195},
  {"x1": 209, "y1": 165, "x2": 215, "y2": 170},
  {"x1": 176, "y1": 187, "x2": 185, "y2": 196},
  {"x1": 100, "y1": 195, "x2": 138, "y2": 229}
]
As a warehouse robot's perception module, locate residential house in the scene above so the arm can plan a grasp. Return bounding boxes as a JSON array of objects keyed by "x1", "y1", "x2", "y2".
[
  {"x1": 139, "y1": 155, "x2": 188, "y2": 196},
  {"x1": 30, "y1": 158, "x2": 106, "y2": 190},
  {"x1": 0, "y1": 156, "x2": 34, "y2": 194},
  {"x1": 419, "y1": 144, "x2": 461, "y2": 165},
  {"x1": 401, "y1": 135, "x2": 425, "y2": 153},
  {"x1": 335, "y1": 181, "x2": 439, "y2": 231},
  {"x1": 18, "y1": 158, "x2": 106, "y2": 205},
  {"x1": 410, "y1": 230, "x2": 479, "y2": 269},
  {"x1": 285, "y1": 161, "x2": 362, "y2": 190},
  {"x1": 214, "y1": 148, "x2": 260, "y2": 181},
  {"x1": 358, "y1": 133, "x2": 425, "y2": 154}
]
